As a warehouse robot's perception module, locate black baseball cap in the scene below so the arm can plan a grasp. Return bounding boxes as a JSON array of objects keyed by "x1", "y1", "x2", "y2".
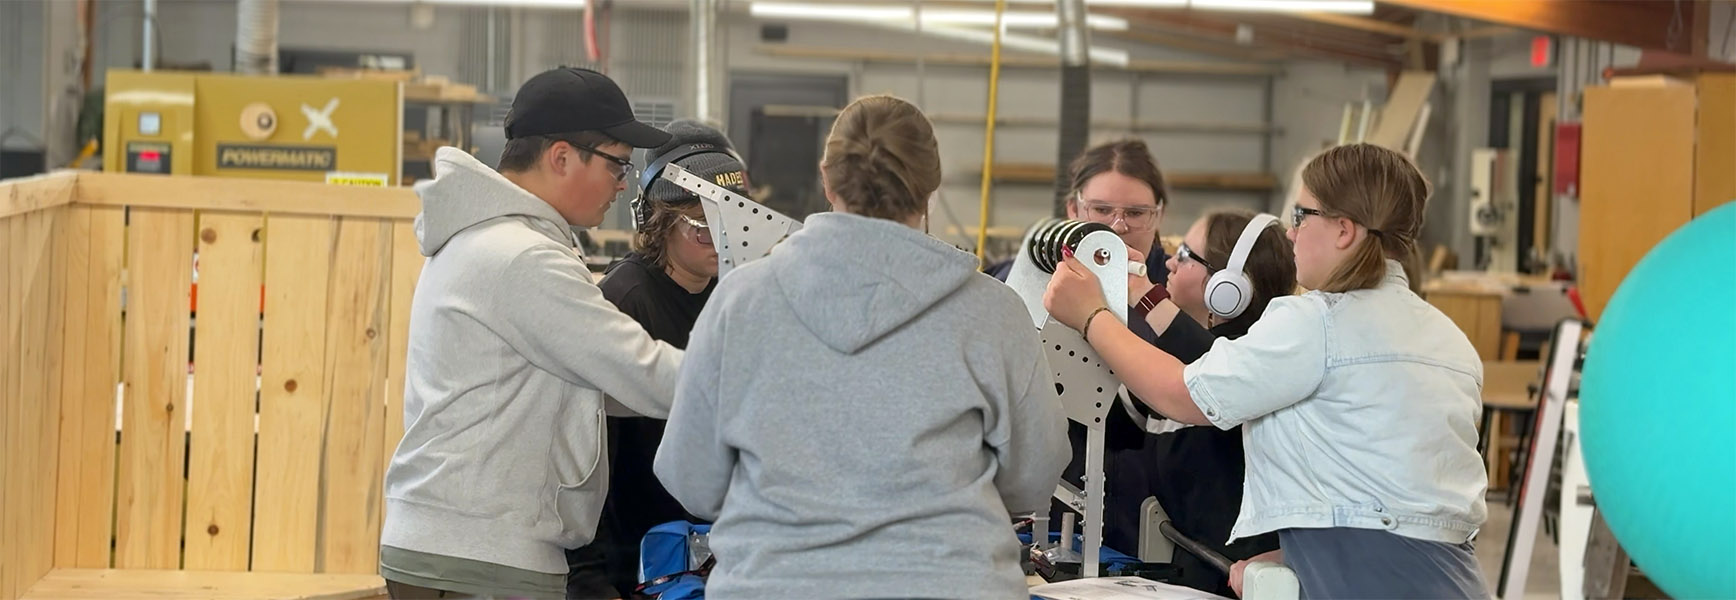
[{"x1": 504, "y1": 67, "x2": 672, "y2": 148}]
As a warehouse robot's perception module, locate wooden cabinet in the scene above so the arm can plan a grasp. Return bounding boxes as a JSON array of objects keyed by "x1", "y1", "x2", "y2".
[
  {"x1": 1427, "y1": 288, "x2": 1503, "y2": 360},
  {"x1": 1580, "y1": 74, "x2": 1736, "y2": 322}
]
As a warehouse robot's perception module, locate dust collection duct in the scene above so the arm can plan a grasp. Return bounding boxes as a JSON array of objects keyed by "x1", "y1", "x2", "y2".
[
  {"x1": 692, "y1": 0, "x2": 720, "y2": 124},
  {"x1": 236, "y1": 0, "x2": 280, "y2": 74},
  {"x1": 1053, "y1": 0, "x2": 1090, "y2": 217}
]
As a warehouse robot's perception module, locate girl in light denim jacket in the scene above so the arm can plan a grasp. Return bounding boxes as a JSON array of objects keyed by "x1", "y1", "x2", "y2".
[{"x1": 1044, "y1": 143, "x2": 1489, "y2": 599}]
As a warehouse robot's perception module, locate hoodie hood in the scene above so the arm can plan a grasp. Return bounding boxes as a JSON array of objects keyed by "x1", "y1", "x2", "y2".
[
  {"x1": 413, "y1": 146, "x2": 577, "y2": 257},
  {"x1": 772, "y1": 212, "x2": 979, "y2": 354}
]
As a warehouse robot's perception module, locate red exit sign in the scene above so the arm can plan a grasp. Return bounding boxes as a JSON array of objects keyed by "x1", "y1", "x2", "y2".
[{"x1": 1531, "y1": 35, "x2": 1553, "y2": 68}]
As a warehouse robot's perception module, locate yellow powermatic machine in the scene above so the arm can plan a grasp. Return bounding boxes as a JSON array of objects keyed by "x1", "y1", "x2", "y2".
[{"x1": 104, "y1": 70, "x2": 402, "y2": 186}]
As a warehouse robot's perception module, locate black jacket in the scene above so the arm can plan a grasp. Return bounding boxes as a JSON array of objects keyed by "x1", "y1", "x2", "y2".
[{"x1": 583, "y1": 253, "x2": 716, "y2": 594}]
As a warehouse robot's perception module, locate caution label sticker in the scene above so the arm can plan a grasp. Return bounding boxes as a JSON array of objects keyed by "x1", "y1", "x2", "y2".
[{"x1": 325, "y1": 172, "x2": 390, "y2": 187}]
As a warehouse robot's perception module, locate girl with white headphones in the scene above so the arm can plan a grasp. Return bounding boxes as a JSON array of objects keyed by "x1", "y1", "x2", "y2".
[
  {"x1": 1045, "y1": 144, "x2": 1489, "y2": 599},
  {"x1": 1103, "y1": 209, "x2": 1297, "y2": 597}
]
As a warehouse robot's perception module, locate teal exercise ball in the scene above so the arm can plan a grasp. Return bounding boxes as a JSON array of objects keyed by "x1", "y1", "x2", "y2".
[{"x1": 1581, "y1": 202, "x2": 1736, "y2": 600}]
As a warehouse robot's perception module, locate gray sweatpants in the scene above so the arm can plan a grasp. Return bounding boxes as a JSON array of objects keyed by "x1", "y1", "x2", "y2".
[{"x1": 1279, "y1": 528, "x2": 1490, "y2": 600}]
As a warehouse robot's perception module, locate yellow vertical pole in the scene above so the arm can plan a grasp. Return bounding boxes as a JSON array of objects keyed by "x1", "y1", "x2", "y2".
[{"x1": 974, "y1": 0, "x2": 1007, "y2": 265}]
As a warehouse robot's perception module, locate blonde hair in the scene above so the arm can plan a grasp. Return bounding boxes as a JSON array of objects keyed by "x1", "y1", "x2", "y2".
[
  {"x1": 1301, "y1": 143, "x2": 1431, "y2": 293},
  {"x1": 820, "y1": 95, "x2": 941, "y2": 221}
]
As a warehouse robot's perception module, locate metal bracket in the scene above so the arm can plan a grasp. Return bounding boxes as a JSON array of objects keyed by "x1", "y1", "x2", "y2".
[
  {"x1": 1006, "y1": 226, "x2": 1129, "y2": 329},
  {"x1": 660, "y1": 163, "x2": 801, "y2": 279},
  {"x1": 1006, "y1": 225, "x2": 1131, "y2": 579}
]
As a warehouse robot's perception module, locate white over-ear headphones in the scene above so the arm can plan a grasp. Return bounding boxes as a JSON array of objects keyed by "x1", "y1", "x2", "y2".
[{"x1": 1205, "y1": 213, "x2": 1279, "y2": 320}]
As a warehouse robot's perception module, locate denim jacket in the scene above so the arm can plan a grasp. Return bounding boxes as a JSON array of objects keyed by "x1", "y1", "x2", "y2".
[{"x1": 1183, "y1": 260, "x2": 1487, "y2": 545}]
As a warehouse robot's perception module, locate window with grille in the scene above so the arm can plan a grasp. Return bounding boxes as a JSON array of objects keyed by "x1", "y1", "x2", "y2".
[{"x1": 633, "y1": 100, "x2": 678, "y2": 129}]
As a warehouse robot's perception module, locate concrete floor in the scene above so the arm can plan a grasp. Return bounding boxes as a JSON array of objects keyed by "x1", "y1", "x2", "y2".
[{"x1": 1475, "y1": 494, "x2": 1564, "y2": 600}]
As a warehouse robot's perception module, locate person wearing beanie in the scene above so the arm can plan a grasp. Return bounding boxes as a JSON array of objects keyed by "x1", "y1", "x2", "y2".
[
  {"x1": 380, "y1": 67, "x2": 682, "y2": 600},
  {"x1": 565, "y1": 120, "x2": 749, "y2": 597}
]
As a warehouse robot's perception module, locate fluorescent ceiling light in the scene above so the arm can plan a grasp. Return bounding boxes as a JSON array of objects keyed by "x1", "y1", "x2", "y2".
[
  {"x1": 920, "y1": 10, "x2": 1128, "y2": 31},
  {"x1": 425, "y1": 0, "x2": 584, "y2": 6},
  {"x1": 916, "y1": 23, "x2": 1131, "y2": 66},
  {"x1": 750, "y1": 2, "x2": 913, "y2": 20},
  {"x1": 960, "y1": 0, "x2": 1368, "y2": 10},
  {"x1": 752, "y1": 3, "x2": 1126, "y2": 31},
  {"x1": 323, "y1": 0, "x2": 588, "y2": 6},
  {"x1": 957, "y1": 0, "x2": 1190, "y2": 5},
  {"x1": 1187, "y1": 0, "x2": 1374, "y2": 14}
]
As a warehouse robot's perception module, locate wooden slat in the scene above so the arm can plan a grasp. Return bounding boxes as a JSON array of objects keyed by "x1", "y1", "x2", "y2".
[
  {"x1": 1367, "y1": 71, "x2": 1437, "y2": 151},
  {"x1": 19, "y1": 209, "x2": 62, "y2": 597},
  {"x1": 40, "y1": 211, "x2": 67, "y2": 586},
  {"x1": 317, "y1": 219, "x2": 392, "y2": 574},
  {"x1": 3, "y1": 215, "x2": 17, "y2": 600},
  {"x1": 252, "y1": 215, "x2": 335, "y2": 573},
  {"x1": 184, "y1": 212, "x2": 266, "y2": 571},
  {"x1": 381, "y1": 222, "x2": 421, "y2": 500},
  {"x1": 21, "y1": 569, "x2": 386, "y2": 600},
  {"x1": 0, "y1": 173, "x2": 76, "y2": 220},
  {"x1": 75, "y1": 173, "x2": 419, "y2": 219},
  {"x1": 52, "y1": 210, "x2": 86, "y2": 572},
  {"x1": 54, "y1": 207, "x2": 124, "y2": 569},
  {"x1": 115, "y1": 208, "x2": 196, "y2": 569}
]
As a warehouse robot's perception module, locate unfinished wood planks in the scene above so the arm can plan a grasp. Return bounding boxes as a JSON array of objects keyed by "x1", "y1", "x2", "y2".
[
  {"x1": 0, "y1": 173, "x2": 76, "y2": 220},
  {"x1": 75, "y1": 173, "x2": 419, "y2": 220},
  {"x1": 51, "y1": 208, "x2": 87, "y2": 571},
  {"x1": 253, "y1": 215, "x2": 336, "y2": 573},
  {"x1": 22, "y1": 210, "x2": 62, "y2": 596},
  {"x1": 3, "y1": 214, "x2": 16, "y2": 600},
  {"x1": 116, "y1": 208, "x2": 196, "y2": 569},
  {"x1": 317, "y1": 219, "x2": 393, "y2": 574},
  {"x1": 20, "y1": 569, "x2": 387, "y2": 600},
  {"x1": 4, "y1": 209, "x2": 69, "y2": 600},
  {"x1": 380, "y1": 222, "x2": 421, "y2": 526},
  {"x1": 53, "y1": 207, "x2": 124, "y2": 569},
  {"x1": 184, "y1": 212, "x2": 267, "y2": 571}
]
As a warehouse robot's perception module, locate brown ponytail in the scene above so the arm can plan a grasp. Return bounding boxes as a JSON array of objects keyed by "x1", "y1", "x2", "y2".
[
  {"x1": 820, "y1": 95, "x2": 942, "y2": 222},
  {"x1": 1300, "y1": 143, "x2": 1431, "y2": 293}
]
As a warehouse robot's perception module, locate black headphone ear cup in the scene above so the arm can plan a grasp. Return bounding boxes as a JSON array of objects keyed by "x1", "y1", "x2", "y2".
[{"x1": 630, "y1": 196, "x2": 648, "y2": 230}]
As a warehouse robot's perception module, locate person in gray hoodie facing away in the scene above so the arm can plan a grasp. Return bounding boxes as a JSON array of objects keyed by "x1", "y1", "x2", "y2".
[
  {"x1": 381, "y1": 67, "x2": 684, "y2": 600},
  {"x1": 654, "y1": 94, "x2": 1071, "y2": 600}
]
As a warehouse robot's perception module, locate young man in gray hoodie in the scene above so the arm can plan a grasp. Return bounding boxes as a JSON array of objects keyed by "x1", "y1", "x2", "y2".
[{"x1": 380, "y1": 68, "x2": 683, "y2": 599}]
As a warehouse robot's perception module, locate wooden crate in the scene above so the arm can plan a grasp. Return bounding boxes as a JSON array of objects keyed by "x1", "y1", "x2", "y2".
[{"x1": 0, "y1": 172, "x2": 420, "y2": 599}]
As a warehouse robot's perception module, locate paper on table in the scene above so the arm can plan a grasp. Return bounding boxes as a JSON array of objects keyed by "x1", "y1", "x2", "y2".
[{"x1": 1030, "y1": 577, "x2": 1231, "y2": 600}]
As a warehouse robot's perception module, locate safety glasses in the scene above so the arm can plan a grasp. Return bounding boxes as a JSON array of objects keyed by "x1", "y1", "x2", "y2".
[
  {"x1": 1076, "y1": 192, "x2": 1161, "y2": 232},
  {"x1": 562, "y1": 140, "x2": 636, "y2": 183},
  {"x1": 1291, "y1": 205, "x2": 1328, "y2": 229},
  {"x1": 680, "y1": 214, "x2": 712, "y2": 246},
  {"x1": 1175, "y1": 241, "x2": 1218, "y2": 272}
]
